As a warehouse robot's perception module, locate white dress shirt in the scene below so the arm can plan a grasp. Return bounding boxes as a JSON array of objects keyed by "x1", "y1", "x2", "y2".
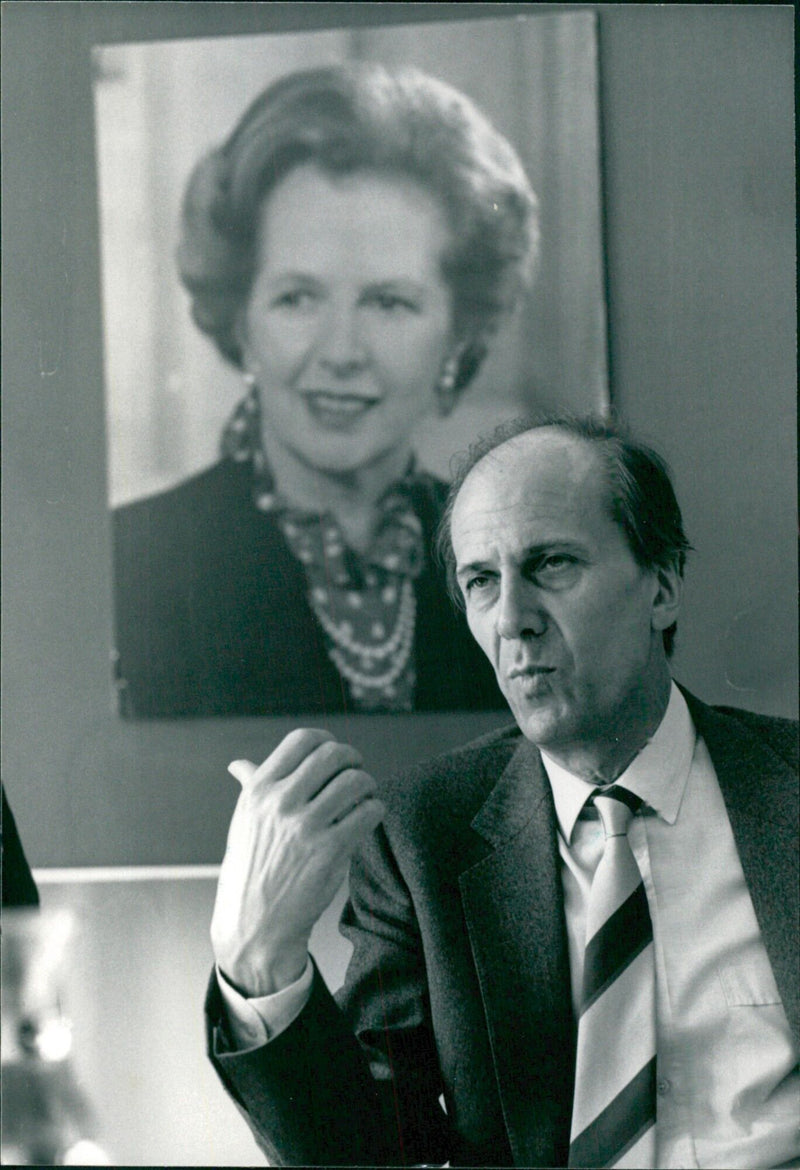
[
  {"x1": 543, "y1": 683, "x2": 799, "y2": 1169},
  {"x1": 219, "y1": 683, "x2": 799, "y2": 1168}
]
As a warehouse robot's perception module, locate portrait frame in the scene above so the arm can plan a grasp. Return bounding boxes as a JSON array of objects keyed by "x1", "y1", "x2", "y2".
[{"x1": 92, "y1": 10, "x2": 609, "y2": 724}]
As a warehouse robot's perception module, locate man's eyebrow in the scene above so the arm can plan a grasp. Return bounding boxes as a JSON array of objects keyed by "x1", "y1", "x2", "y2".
[
  {"x1": 455, "y1": 541, "x2": 583, "y2": 574},
  {"x1": 520, "y1": 541, "x2": 583, "y2": 558},
  {"x1": 455, "y1": 559, "x2": 493, "y2": 578},
  {"x1": 455, "y1": 544, "x2": 545, "y2": 573}
]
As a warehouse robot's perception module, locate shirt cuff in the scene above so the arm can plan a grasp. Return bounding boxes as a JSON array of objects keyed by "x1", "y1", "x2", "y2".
[{"x1": 216, "y1": 959, "x2": 314, "y2": 1051}]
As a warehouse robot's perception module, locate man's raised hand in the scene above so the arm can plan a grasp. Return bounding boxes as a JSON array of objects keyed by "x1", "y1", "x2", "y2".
[{"x1": 211, "y1": 728, "x2": 385, "y2": 997}]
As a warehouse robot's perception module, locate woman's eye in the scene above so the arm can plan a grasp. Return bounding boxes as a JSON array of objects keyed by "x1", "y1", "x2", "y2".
[
  {"x1": 369, "y1": 292, "x2": 417, "y2": 313},
  {"x1": 272, "y1": 289, "x2": 315, "y2": 309}
]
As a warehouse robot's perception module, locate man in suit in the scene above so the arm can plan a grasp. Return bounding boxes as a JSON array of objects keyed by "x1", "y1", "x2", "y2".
[{"x1": 206, "y1": 417, "x2": 799, "y2": 1167}]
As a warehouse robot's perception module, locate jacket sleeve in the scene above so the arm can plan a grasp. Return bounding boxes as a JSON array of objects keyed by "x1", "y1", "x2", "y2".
[{"x1": 205, "y1": 822, "x2": 450, "y2": 1167}]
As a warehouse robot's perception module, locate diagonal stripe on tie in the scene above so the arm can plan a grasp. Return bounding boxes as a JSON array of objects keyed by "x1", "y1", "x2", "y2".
[
  {"x1": 568, "y1": 1055, "x2": 657, "y2": 1169},
  {"x1": 568, "y1": 787, "x2": 657, "y2": 1169},
  {"x1": 570, "y1": 944, "x2": 656, "y2": 1136},
  {"x1": 582, "y1": 882, "x2": 653, "y2": 1011}
]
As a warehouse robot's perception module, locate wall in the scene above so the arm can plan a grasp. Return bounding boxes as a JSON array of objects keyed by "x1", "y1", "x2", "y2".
[
  {"x1": 3, "y1": 3, "x2": 796, "y2": 872},
  {"x1": 599, "y1": 3, "x2": 796, "y2": 719}
]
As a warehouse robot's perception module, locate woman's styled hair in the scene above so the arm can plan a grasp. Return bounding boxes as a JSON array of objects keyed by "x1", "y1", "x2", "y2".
[
  {"x1": 436, "y1": 415, "x2": 692, "y2": 657},
  {"x1": 176, "y1": 62, "x2": 539, "y2": 389}
]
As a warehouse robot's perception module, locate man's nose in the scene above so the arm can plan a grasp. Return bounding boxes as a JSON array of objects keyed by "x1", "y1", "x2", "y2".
[
  {"x1": 495, "y1": 577, "x2": 547, "y2": 640},
  {"x1": 316, "y1": 303, "x2": 367, "y2": 376}
]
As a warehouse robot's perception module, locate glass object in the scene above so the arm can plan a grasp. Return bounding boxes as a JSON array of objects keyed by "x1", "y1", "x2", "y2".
[{"x1": 1, "y1": 908, "x2": 110, "y2": 1165}]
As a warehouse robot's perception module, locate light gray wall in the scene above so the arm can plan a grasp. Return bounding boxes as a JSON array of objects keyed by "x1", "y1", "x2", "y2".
[
  {"x1": 599, "y1": 3, "x2": 796, "y2": 719},
  {"x1": 3, "y1": 3, "x2": 796, "y2": 868}
]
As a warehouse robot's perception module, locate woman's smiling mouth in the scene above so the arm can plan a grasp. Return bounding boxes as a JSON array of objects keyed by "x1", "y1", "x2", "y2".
[{"x1": 301, "y1": 391, "x2": 381, "y2": 426}]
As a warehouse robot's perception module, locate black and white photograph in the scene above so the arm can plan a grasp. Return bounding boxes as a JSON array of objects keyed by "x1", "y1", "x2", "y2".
[{"x1": 2, "y1": 4, "x2": 796, "y2": 1166}]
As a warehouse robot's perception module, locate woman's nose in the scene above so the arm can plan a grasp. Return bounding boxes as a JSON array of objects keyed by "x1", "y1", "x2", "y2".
[
  {"x1": 316, "y1": 303, "x2": 367, "y2": 376},
  {"x1": 495, "y1": 578, "x2": 547, "y2": 640}
]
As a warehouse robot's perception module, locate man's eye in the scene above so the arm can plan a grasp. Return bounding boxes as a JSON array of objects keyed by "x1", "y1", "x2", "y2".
[
  {"x1": 533, "y1": 555, "x2": 579, "y2": 581},
  {"x1": 465, "y1": 574, "x2": 492, "y2": 593}
]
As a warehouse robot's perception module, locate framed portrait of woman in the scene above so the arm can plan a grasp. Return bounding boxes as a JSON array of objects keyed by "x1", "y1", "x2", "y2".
[{"x1": 93, "y1": 11, "x2": 608, "y2": 722}]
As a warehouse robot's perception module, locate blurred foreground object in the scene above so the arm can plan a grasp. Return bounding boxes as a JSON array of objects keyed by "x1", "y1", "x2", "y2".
[
  {"x1": 2, "y1": 785, "x2": 40, "y2": 908},
  {"x1": 1, "y1": 907, "x2": 110, "y2": 1165}
]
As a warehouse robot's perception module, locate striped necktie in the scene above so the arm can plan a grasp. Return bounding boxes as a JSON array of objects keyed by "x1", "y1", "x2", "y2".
[{"x1": 568, "y1": 786, "x2": 657, "y2": 1168}]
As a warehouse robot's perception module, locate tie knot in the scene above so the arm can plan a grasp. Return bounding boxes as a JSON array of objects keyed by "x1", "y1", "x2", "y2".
[{"x1": 591, "y1": 786, "x2": 640, "y2": 838}]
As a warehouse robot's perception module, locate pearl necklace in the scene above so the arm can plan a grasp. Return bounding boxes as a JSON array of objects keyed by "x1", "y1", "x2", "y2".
[{"x1": 308, "y1": 576, "x2": 416, "y2": 694}]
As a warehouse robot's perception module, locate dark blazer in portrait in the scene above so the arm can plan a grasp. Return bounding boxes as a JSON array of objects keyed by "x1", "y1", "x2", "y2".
[
  {"x1": 206, "y1": 691, "x2": 799, "y2": 1167},
  {"x1": 112, "y1": 459, "x2": 503, "y2": 718}
]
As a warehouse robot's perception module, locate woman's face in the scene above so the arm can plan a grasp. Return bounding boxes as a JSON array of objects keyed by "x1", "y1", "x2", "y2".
[{"x1": 239, "y1": 163, "x2": 456, "y2": 478}]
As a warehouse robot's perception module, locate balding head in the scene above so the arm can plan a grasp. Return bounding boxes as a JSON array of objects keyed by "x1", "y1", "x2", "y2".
[
  {"x1": 443, "y1": 418, "x2": 685, "y2": 776},
  {"x1": 438, "y1": 415, "x2": 691, "y2": 656}
]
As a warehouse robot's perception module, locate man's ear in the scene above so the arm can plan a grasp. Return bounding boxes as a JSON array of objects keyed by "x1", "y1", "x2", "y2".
[{"x1": 650, "y1": 564, "x2": 683, "y2": 634}]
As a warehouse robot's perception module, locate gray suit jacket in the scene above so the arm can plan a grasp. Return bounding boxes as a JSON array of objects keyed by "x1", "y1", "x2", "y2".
[{"x1": 207, "y1": 690, "x2": 798, "y2": 1166}]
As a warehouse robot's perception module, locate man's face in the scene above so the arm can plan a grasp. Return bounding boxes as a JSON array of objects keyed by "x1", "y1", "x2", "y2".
[{"x1": 450, "y1": 431, "x2": 679, "y2": 769}]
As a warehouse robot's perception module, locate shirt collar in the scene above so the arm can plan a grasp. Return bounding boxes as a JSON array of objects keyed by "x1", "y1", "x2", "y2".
[{"x1": 541, "y1": 681, "x2": 697, "y2": 844}]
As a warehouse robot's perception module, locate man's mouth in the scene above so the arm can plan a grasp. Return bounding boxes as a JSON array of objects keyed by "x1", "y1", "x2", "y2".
[
  {"x1": 507, "y1": 666, "x2": 556, "y2": 699},
  {"x1": 508, "y1": 665, "x2": 556, "y2": 680}
]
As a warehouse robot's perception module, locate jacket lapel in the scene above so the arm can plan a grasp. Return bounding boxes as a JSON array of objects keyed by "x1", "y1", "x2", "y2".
[
  {"x1": 456, "y1": 689, "x2": 799, "y2": 1164},
  {"x1": 458, "y1": 737, "x2": 574, "y2": 1167},
  {"x1": 684, "y1": 691, "x2": 800, "y2": 1041}
]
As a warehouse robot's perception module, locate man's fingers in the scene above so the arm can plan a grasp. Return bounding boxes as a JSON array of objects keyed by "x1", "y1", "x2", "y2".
[
  {"x1": 230, "y1": 732, "x2": 369, "y2": 820},
  {"x1": 329, "y1": 796, "x2": 386, "y2": 841},
  {"x1": 308, "y1": 767, "x2": 379, "y2": 826},
  {"x1": 252, "y1": 728, "x2": 336, "y2": 786},
  {"x1": 283, "y1": 740, "x2": 365, "y2": 807}
]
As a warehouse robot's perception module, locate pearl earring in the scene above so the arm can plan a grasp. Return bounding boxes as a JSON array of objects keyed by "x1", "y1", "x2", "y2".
[
  {"x1": 436, "y1": 354, "x2": 460, "y2": 417},
  {"x1": 242, "y1": 370, "x2": 262, "y2": 413}
]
